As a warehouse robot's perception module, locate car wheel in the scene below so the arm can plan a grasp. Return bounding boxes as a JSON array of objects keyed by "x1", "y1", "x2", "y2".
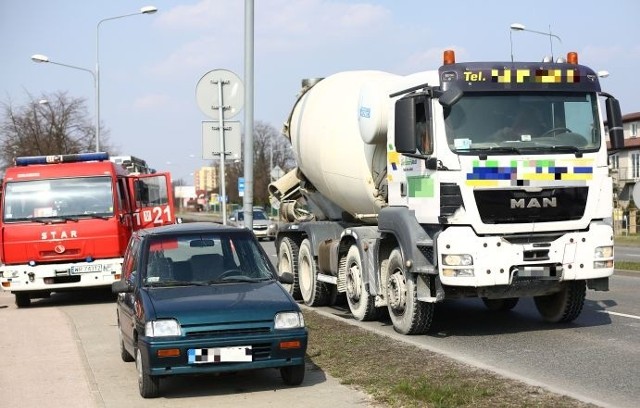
[
  {"x1": 280, "y1": 363, "x2": 305, "y2": 386},
  {"x1": 534, "y1": 281, "x2": 586, "y2": 323},
  {"x1": 136, "y1": 344, "x2": 159, "y2": 398},
  {"x1": 481, "y1": 297, "x2": 519, "y2": 312},
  {"x1": 298, "y1": 239, "x2": 329, "y2": 306},
  {"x1": 342, "y1": 244, "x2": 378, "y2": 321},
  {"x1": 278, "y1": 237, "x2": 302, "y2": 299}
]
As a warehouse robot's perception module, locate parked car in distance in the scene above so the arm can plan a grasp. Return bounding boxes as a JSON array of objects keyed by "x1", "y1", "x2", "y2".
[
  {"x1": 228, "y1": 208, "x2": 277, "y2": 241},
  {"x1": 112, "y1": 222, "x2": 307, "y2": 398}
]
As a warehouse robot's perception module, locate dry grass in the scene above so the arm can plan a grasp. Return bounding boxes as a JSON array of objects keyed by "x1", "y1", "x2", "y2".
[{"x1": 304, "y1": 310, "x2": 597, "y2": 408}]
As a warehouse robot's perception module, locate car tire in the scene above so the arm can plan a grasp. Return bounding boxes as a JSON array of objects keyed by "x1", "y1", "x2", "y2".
[
  {"x1": 278, "y1": 237, "x2": 302, "y2": 300},
  {"x1": 280, "y1": 363, "x2": 305, "y2": 386},
  {"x1": 298, "y1": 239, "x2": 329, "y2": 306},
  {"x1": 342, "y1": 244, "x2": 378, "y2": 321},
  {"x1": 534, "y1": 281, "x2": 586, "y2": 323},
  {"x1": 136, "y1": 344, "x2": 160, "y2": 398},
  {"x1": 481, "y1": 297, "x2": 519, "y2": 312}
]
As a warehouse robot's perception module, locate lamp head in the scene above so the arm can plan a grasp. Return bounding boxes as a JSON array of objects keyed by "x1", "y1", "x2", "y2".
[
  {"x1": 140, "y1": 6, "x2": 158, "y2": 14},
  {"x1": 510, "y1": 23, "x2": 525, "y2": 31},
  {"x1": 31, "y1": 54, "x2": 49, "y2": 63}
]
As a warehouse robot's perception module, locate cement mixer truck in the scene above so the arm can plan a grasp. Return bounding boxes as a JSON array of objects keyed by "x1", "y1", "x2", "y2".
[{"x1": 269, "y1": 50, "x2": 624, "y2": 334}]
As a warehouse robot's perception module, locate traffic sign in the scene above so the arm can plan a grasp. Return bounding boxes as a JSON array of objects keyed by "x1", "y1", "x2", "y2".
[
  {"x1": 238, "y1": 177, "x2": 245, "y2": 197},
  {"x1": 195, "y1": 69, "x2": 244, "y2": 120}
]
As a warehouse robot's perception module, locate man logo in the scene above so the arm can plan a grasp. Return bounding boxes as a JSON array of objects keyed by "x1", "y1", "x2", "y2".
[{"x1": 510, "y1": 197, "x2": 557, "y2": 209}]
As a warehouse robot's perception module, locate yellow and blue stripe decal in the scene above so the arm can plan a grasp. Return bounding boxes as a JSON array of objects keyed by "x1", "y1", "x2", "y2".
[{"x1": 466, "y1": 159, "x2": 593, "y2": 187}]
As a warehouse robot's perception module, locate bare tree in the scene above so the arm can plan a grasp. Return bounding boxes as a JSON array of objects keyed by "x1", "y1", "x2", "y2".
[
  {"x1": 224, "y1": 121, "x2": 296, "y2": 208},
  {"x1": 0, "y1": 91, "x2": 111, "y2": 170}
]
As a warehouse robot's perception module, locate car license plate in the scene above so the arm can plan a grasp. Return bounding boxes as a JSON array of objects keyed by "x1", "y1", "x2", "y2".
[
  {"x1": 188, "y1": 346, "x2": 252, "y2": 364},
  {"x1": 70, "y1": 264, "x2": 103, "y2": 274}
]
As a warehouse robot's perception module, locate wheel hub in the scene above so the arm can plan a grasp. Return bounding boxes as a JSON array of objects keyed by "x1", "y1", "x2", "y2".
[
  {"x1": 387, "y1": 272, "x2": 406, "y2": 314},
  {"x1": 345, "y1": 264, "x2": 361, "y2": 302}
]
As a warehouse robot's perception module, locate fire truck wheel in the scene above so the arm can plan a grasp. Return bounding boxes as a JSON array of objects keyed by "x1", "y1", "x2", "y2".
[
  {"x1": 15, "y1": 292, "x2": 31, "y2": 308},
  {"x1": 534, "y1": 281, "x2": 586, "y2": 323}
]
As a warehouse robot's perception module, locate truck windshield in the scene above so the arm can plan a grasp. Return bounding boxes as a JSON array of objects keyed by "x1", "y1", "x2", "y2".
[
  {"x1": 2, "y1": 176, "x2": 114, "y2": 222},
  {"x1": 444, "y1": 92, "x2": 600, "y2": 155}
]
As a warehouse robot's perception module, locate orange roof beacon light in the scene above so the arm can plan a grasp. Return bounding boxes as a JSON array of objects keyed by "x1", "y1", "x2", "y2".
[
  {"x1": 567, "y1": 52, "x2": 578, "y2": 65},
  {"x1": 443, "y1": 50, "x2": 456, "y2": 65}
]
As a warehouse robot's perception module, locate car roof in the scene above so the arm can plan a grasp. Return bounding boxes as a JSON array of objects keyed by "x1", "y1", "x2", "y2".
[{"x1": 137, "y1": 222, "x2": 250, "y2": 239}]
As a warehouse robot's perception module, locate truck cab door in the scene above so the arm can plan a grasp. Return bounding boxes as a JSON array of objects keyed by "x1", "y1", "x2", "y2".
[{"x1": 127, "y1": 173, "x2": 175, "y2": 231}]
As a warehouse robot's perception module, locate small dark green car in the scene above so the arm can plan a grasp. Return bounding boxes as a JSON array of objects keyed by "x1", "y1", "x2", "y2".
[{"x1": 112, "y1": 222, "x2": 308, "y2": 398}]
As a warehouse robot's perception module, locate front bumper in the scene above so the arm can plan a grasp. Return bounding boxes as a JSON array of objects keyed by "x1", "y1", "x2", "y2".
[
  {"x1": 436, "y1": 222, "x2": 614, "y2": 288},
  {"x1": 139, "y1": 329, "x2": 308, "y2": 377}
]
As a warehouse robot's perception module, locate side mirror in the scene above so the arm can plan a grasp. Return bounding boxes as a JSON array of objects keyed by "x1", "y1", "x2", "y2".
[
  {"x1": 605, "y1": 97, "x2": 624, "y2": 150},
  {"x1": 395, "y1": 97, "x2": 418, "y2": 154},
  {"x1": 112, "y1": 279, "x2": 133, "y2": 294},
  {"x1": 278, "y1": 272, "x2": 294, "y2": 285}
]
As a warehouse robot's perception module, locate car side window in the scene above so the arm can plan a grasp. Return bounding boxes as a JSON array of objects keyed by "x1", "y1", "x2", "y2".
[{"x1": 122, "y1": 237, "x2": 140, "y2": 283}]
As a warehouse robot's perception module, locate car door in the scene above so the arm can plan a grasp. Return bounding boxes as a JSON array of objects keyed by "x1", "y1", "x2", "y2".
[{"x1": 118, "y1": 236, "x2": 141, "y2": 352}]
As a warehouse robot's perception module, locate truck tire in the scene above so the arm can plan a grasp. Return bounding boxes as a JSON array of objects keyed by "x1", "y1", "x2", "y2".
[
  {"x1": 298, "y1": 239, "x2": 329, "y2": 306},
  {"x1": 385, "y1": 248, "x2": 434, "y2": 334},
  {"x1": 278, "y1": 237, "x2": 302, "y2": 300},
  {"x1": 534, "y1": 281, "x2": 586, "y2": 323},
  {"x1": 280, "y1": 363, "x2": 305, "y2": 386},
  {"x1": 136, "y1": 344, "x2": 160, "y2": 398},
  {"x1": 15, "y1": 292, "x2": 31, "y2": 308},
  {"x1": 481, "y1": 297, "x2": 519, "y2": 312},
  {"x1": 342, "y1": 245, "x2": 378, "y2": 321}
]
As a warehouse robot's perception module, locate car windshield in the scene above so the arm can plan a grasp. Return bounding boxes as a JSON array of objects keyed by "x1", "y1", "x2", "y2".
[
  {"x1": 143, "y1": 232, "x2": 275, "y2": 286},
  {"x1": 2, "y1": 176, "x2": 114, "y2": 222},
  {"x1": 444, "y1": 92, "x2": 600, "y2": 155}
]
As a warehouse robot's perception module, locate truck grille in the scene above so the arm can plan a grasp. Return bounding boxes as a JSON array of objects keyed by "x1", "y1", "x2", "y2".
[{"x1": 474, "y1": 187, "x2": 588, "y2": 224}]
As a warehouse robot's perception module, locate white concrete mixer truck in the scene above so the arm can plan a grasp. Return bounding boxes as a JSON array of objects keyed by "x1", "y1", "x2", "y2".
[{"x1": 269, "y1": 50, "x2": 624, "y2": 334}]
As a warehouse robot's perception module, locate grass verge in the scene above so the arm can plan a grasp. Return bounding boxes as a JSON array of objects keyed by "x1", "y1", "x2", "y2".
[{"x1": 304, "y1": 310, "x2": 596, "y2": 408}]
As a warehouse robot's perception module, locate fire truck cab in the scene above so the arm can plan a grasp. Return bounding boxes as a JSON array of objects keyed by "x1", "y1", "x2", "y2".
[{"x1": 0, "y1": 152, "x2": 176, "y2": 307}]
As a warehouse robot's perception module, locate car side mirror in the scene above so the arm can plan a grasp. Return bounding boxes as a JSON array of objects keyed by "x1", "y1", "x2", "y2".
[
  {"x1": 112, "y1": 279, "x2": 133, "y2": 294},
  {"x1": 278, "y1": 272, "x2": 294, "y2": 285}
]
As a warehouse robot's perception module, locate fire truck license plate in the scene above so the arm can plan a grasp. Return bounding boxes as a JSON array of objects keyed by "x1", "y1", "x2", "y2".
[{"x1": 70, "y1": 264, "x2": 103, "y2": 274}]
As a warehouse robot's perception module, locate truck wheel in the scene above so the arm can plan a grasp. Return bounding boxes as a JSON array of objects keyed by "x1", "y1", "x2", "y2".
[
  {"x1": 136, "y1": 344, "x2": 160, "y2": 398},
  {"x1": 278, "y1": 237, "x2": 302, "y2": 300},
  {"x1": 481, "y1": 297, "x2": 519, "y2": 311},
  {"x1": 280, "y1": 363, "x2": 305, "y2": 386},
  {"x1": 342, "y1": 245, "x2": 378, "y2": 321},
  {"x1": 385, "y1": 248, "x2": 433, "y2": 334},
  {"x1": 15, "y1": 292, "x2": 31, "y2": 308},
  {"x1": 534, "y1": 281, "x2": 586, "y2": 323},
  {"x1": 298, "y1": 239, "x2": 329, "y2": 306}
]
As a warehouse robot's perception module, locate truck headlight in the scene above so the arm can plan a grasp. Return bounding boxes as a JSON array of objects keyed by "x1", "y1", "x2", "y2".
[
  {"x1": 275, "y1": 311, "x2": 305, "y2": 329},
  {"x1": 145, "y1": 319, "x2": 181, "y2": 337},
  {"x1": 594, "y1": 246, "x2": 613, "y2": 259},
  {"x1": 442, "y1": 254, "x2": 473, "y2": 266}
]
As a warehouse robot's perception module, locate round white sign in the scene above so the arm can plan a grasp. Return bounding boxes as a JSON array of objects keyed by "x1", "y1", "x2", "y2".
[{"x1": 195, "y1": 69, "x2": 244, "y2": 120}]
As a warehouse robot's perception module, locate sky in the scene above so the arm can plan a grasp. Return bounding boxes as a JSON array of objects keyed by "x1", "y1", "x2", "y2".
[{"x1": 1, "y1": 0, "x2": 639, "y2": 182}]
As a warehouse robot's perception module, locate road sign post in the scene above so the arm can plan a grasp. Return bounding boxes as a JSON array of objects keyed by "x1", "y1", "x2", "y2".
[{"x1": 196, "y1": 69, "x2": 244, "y2": 225}]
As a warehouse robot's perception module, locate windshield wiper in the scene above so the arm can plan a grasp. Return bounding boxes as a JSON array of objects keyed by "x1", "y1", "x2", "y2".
[
  {"x1": 220, "y1": 276, "x2": 269, "y2": 283},
  {"x1": 521, "y1": 145, "x2": 583, "y2": 157},
  {"x1": 147, "y1": 280, "x2": 205, "y2": 287}
]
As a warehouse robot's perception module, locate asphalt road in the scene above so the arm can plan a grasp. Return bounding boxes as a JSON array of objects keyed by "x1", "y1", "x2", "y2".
[
  {"x1": 614, "y1": 244, "x2": 640, "y2": 262},
  {"x1": 263, "y1": 240, "x2": 640, "y2": 408}
]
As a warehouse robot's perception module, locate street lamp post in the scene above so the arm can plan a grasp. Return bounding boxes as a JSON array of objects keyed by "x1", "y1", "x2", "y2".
[
  {"x1": 32, "y1": 6, "x2": 157, "y2": 153},
  {"x1": 31, "y1": 54, "x2": 98, "y2": 140},
  {"x1": 509, "y1": 23, "x2": 562, "y2": 62},
  {"x1": 96, "y1": 6, "x2": 158, "y2": 152}
]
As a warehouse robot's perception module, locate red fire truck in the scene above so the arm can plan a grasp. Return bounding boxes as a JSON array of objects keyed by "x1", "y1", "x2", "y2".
[{"x1": 0, "y1": 152, "x2": 176, "y2": 307}]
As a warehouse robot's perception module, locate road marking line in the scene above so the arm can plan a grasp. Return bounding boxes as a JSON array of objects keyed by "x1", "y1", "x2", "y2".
[{"x1": 597, "y1": 310, "x2": 640, "y2": 320}]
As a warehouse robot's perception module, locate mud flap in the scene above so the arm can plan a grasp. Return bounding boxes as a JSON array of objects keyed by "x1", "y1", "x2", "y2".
[{"x1": 416, "y1": 273, "x2": 444, "y2": 302}]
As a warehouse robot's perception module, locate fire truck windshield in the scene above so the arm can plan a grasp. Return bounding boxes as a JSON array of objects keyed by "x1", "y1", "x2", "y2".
[
  {"x1": 2, "y1": 176, "x2": 114, "y2": 222},
  {"x1": 444, "y1": 91, "x2": 600, "y2": 155}
]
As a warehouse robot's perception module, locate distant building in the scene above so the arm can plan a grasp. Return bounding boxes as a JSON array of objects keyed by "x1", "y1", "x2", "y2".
[
  {"x1": 195, "y1": 166, "x2": 218, "y2": 192},
  {"x1": 609, "y1": 112, "x2": 640, "y2": 208}
]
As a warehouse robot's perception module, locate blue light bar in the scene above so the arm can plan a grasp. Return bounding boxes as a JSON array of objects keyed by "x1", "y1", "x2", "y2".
[{"x1": 15, "y1": 152, "x2": 109, "y2": 166}]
